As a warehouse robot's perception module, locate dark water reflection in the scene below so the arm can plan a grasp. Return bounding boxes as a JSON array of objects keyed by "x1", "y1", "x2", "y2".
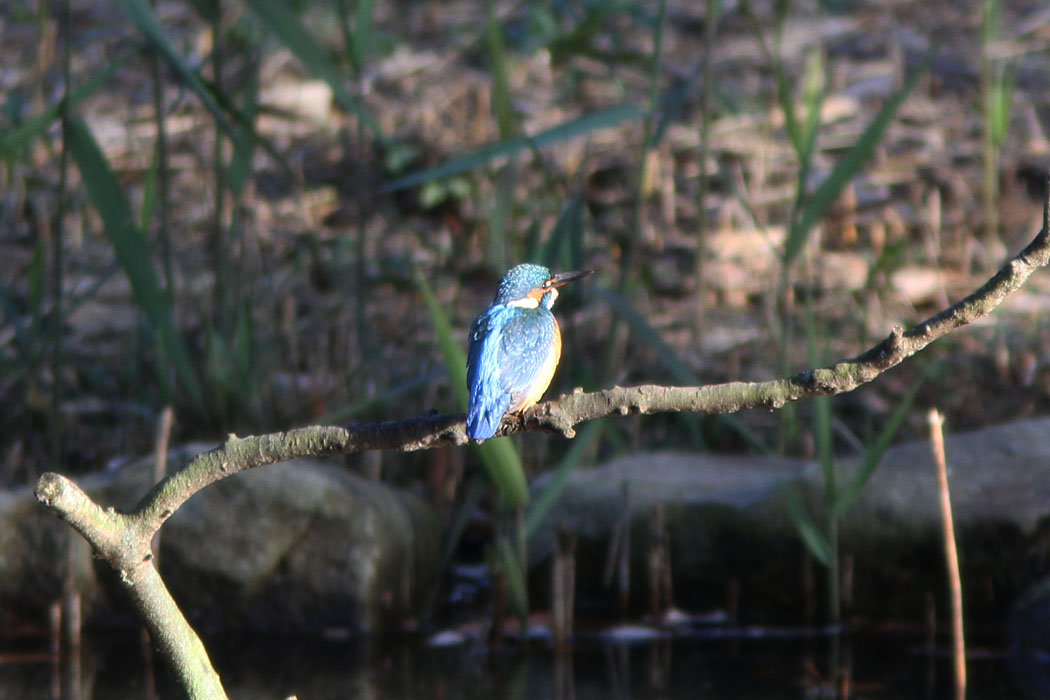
[{"x1": 0, "y1": 628, "x2": 1034, "y2": 699}]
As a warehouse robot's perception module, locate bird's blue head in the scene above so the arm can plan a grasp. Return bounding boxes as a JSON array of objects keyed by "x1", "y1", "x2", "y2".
[{"x1": 492, "y1": 264, "x2": 592, "y2": 310}]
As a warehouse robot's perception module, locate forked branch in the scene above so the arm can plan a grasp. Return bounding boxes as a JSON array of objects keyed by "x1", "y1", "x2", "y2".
[{"x1": 34, "y1": 185, "x2": 1050, "y2": 700}]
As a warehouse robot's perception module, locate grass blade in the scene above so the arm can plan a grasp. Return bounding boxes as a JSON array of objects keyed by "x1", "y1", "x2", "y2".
[
  {"x1": 350, "y1": 0, "x2": 375, "y2": 75},
  {"x1": 111, "y1": 0, "x2": 231, "y2": 134},
  {"x1": 415, "y1": 268, "x2": 468, "y2": 407},
  {"x1": 233, "y1": 300, "x2": 253, "y2": 398},
  {"x1": 795, "y1": 48, "x2": 825, "y2": 167},
  {"x1": 525, "y1": 421, "x2": 601, "y2": 537},
  {"x1": 598, "y1": 287, "x2": 772, "y2": 453},
  {"x1": 987, "y1": 60, "x2": 1016, "y2": 148},
  {"x1": 206, "y1": 76, "x2": 296, "y2": 183},
  {"x1": 140, "y1": 142, "x2": 159, "y2": 232},
  {"x1": 650, "y1": 58, "x2": 703, "y2": 147},
  {"x1": 318, "y1": 370, "x2": 442, "y2": 424},
  {"x1": 0, "y1": 55, "x2": 127, "y2": 158},
  {"x1": 243, "y1": 0, "x2": 387, "y2": 143},
  {"x1": 0, "y1": 276, "x2": 35, "y2": 370},
  {"x1": 781, "y1": 483, "x2": 831, "y2": 565},
  {"x1": 497, "y1": 534, "x2": 529, "y2": 617},
  {"x1": 783, "y1": 56, "x2": 929, "y2": 266},
  {"x1": 643, "y1": 0, "x2": 668, "y2": 149},
  {"x1": 486, "y1": 163, "x2": 515, "y2": 272},
  {"x1": 831, "y1": 369, "x2": 927, "y2": 517},
  {"x1": 415, "y1": 268, "x2": 529, "y2": 506},
  {"x1": 597, "y1": 287, "x2": 699, "y2": 385},
  {"x1": 776, "y1": 64, "x2": 803, "y2": 156},
  {"x1": 804, "y1": 299, "x2": 835, "y2": 501},
  {"x1": 65, "y1": 116, "x2": 206, "y2": 413},
  {"x1": 485, "y1": 1, "x2": 516, "y2": 139},
  {"x1": 813, "y1": 394, "x2": 835, "y2": 501},
  {"x1": 540, "y1": 193, "x2": 584, "y2": 270},
  {"x1": 383, "y1": 104, "x2": 645, "y2": 193},
  {"x1": 442, "y1": 475, "x2": 486, "y2": 567},
  {"x1": 228, "y1": 60, "x2": 260, "y2": 196}
]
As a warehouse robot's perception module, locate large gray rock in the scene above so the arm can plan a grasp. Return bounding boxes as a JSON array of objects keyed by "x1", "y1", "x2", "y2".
[
  {"x1": 1, "y1": 445, "x2": 443, "y2": 634},
  {"x1": 529, "y1": 418, "x2": 1050, "y2": 621}
]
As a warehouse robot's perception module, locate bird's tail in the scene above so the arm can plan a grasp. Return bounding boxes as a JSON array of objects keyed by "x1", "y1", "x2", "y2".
[{"x1": 466, "y1": 393, "x2": 510, "y2": 440}]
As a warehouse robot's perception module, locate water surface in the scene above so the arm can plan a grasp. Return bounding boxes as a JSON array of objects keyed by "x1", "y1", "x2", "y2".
[{"x1": 0, "y1": 627, "x2": 1028, "y2": 699}]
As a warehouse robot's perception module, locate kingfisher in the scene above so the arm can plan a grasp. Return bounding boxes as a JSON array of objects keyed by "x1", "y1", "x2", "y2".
[{"x1": 466, "y1": 263, "x2": 592, "y2": 441}]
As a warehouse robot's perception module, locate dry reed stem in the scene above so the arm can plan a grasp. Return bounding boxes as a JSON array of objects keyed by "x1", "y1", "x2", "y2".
[{"x1": 928, "y1": 408, "x2": 966, "y2": 700}]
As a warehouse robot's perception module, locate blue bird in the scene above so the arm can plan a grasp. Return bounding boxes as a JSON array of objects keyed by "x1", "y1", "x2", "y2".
[{"x1": 466, "y1": 264, "x2": 592, "y2": 440}]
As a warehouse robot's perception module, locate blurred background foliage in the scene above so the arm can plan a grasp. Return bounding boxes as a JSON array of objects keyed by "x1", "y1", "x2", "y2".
[{"x1": 2, "y1": 0, "x2": 1050, "y2": 516}]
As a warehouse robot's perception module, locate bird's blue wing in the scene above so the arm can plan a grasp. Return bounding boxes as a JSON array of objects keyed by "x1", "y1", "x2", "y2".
[
  {"x1": 465, "y1": 306, "x2": 555, "y2": 440},
  {"x1": 466, "y1": 306, "x2": 513, "y2": 440}
]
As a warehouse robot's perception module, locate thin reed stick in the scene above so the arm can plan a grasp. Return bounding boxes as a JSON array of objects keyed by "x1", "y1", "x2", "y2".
[{"x1": 928, "y1": 409, "x2": 965, "y2": 700}]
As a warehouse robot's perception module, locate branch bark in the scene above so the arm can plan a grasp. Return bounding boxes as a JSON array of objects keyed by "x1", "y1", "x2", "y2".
[
  {"x1": 34, "y1": 206, "x2": 1050, "y2": 700},
  {"x1": 35, "y1": 473, "x2": 227, "y2": 699}
]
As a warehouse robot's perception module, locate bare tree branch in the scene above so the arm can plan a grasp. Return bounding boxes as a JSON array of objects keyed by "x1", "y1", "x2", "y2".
[
  {"x1": 35, "y1": 473, "x2": 227, "y2": 699},
  {"x1": 33, "y1": 211, "x2": 1050, "y2": 700},
  {"x1": 40, "y1": 218, "x2": 1050, "y2": 538}
]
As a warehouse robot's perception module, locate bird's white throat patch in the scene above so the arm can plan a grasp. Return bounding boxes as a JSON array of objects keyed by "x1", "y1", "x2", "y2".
[
  {"x1": 507, "y1": 286, "x2": 557, "y2": 309},
  {"x1": 507, "y1": 296, "x2": 541, "y2": 309}
]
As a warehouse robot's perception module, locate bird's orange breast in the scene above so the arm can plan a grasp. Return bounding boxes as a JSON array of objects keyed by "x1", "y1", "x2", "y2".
[{"x1": 509, "y1": 319, "x2": 561, "y2": 413}]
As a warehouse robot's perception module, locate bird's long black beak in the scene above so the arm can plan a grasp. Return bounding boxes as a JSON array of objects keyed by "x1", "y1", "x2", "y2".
[{"x1": 548, "y1": 269, "x2": 593, "y2": 287}]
